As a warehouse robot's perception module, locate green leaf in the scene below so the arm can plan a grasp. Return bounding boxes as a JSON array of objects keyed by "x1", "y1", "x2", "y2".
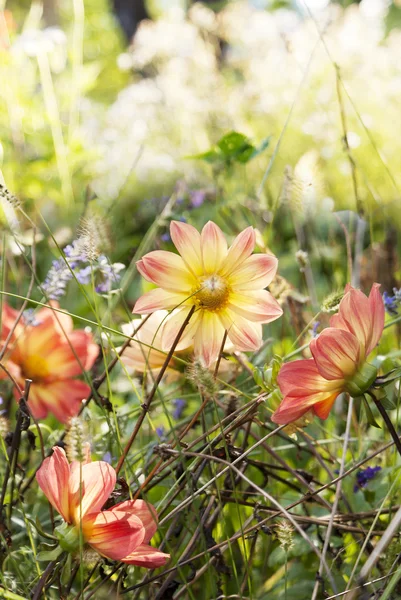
[
  {"x1": 36, "y1": 546, "x2": 63, "y2": 562},
  {"x1": 362, "y1": 396, "x2": 381, "y2": 428},
  {"x1": 379, "y1": 395, "x2": 397, "y2": 410},
  {"x1": 61, "y1": 552, "x2": 73, "y2": 585},
  {"x1": 374, "y1": 366, "x2": 401, "y2": 387},
  {"x1": 187, "y1": 131, "x2": 270, "y2": 167}
]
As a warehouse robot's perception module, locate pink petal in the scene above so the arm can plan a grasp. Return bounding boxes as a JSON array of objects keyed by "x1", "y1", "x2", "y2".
[
  {"x1": 69, "y1": 461, "x2": 116, "y2": 521},
  {"x1": 219, "y1": 309, "x2": 262, "y2": 351},
  {"x1": 310, "y1": 328, "x2": 360, "y2": 380},
  {"x1": 170, "y1": 220, "x2": 203, "y2": 277},
  {"x1": 277, "y1": 360, "x2": 343, "y2": 396},
  {"x1": 219, "y1": 227, "x2": 256, "y2": 277},
  {"x1": 36, "y1": 446, "x2": 71, "y2": 522},
  {"x1": 200, "y1": 221, "x2": 228, "y2": 274},
  {"x1": 271, "y1": 390, "x2": 339, "y2": 424},
  {"x1": 334, "y1": 286, "x2": 373, "y2": 355},
  {"x1": 161, "y1": 307, "x2": 201, "y2": 352},
  {"x1": 43, "y1": 330, "x2": 98, "y2": 378},
  {"x1": 111, "y1": 499, "x2": 159, "y2": 544},
  {"x1": 227, "y1": 290, "x2": 283, "y2": 323},
  {"x1": 134, "y1": 288, "x2": 190, "y2": 314},
  {"x1": 122, "y1": 543, "x2": 170, "y2": 567},
  {"x1": 194, "y1": 311, "x2": 226, "y2": 367},
  {"x1": 366, "y1": 283, "x2": 384, "y2": 355},
  {"x1": 229, "y1": 254, "x2": 278, "y2": 291},
  {"x1": 83, "y1": 509, "x2": 145, "y2": 561},
  {"x1": 137, "y1": 251, "x2": 196, "y2": 292}
]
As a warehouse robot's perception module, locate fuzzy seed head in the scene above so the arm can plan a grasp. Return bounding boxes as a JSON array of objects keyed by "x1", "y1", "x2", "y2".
[{"x1": 321, "y1": 290, "x2": 344, "y2": 313}]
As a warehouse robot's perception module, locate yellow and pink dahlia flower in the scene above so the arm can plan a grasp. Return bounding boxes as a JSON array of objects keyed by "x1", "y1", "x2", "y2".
[
  {"x1": 271, "y1": 283, "x2": 384, "y2": 425},
  {"x1": 36, "y1": 446, "x2": 169, "y2": 567},
  {"x1": 134, "y1": 221, "x2": 282, "y2": 367},
  {"x1": 0, "y1": 302, "x2": 98, "y2": 422}
]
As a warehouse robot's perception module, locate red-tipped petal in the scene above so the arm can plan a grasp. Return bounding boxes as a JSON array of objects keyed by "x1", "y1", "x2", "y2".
[
  {"x1": 229, "y1": 254, "x2": 278, "y2": 291},
  {"x1": 194, "y1": 311, "x2": 226, "y2": 367},
  {"x1": 122, "y1": 544, "x2": 170, "y2": 567},
  {"x1": 313, "y1": 394, "x2": 338, "y2": 419},
  {"x1": 170, "y1": 220, "x2": 203, "y2": 277},
  {"x1": 219, "y1": 227, "x2": 256, "y2": 277},
  {"x1": 219, "y1": 309, "x2": 262, "y2": 352},
  {"x1": 310, "y1": 328, "x2": 360, "y2": 380},
  {"x1": 134, "y1": 288, "x2": 189, "y2": 314},
  {"x1": 26, "y1": 380, "x2": 90, "y2": 423},
  {"x1": 69, "y1": 461, "x2": 116, "y2": 521},
  {"x1": 335, "y1": 286, "x2": 373, "y2": 355},
  {"x1": 137, "y1": 251, "x2": 196, "y2": 292},
  {"x1": 83, "y1": 509, "x2": 145, "y2": 561},
  {"x1": 228, "y1": 290, "x2": 283, "y2": 323},
  {"x1": 36, "y1": 446, "x2": 71, "y2": 522},
  {"x1": 201, "y1": 221, "x2": 228, "y2": 274}
]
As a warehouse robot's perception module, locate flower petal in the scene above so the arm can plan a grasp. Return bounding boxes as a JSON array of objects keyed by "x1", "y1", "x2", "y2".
[
  {"x1": 111, "y1": 499, "x2": 159, "y2": 543},
  {"x1": 366, "y1": 283, "x2": 384, "y2": 355},
  {"x1": 310, "y1": 328, "x2": 360, "y2": 380},
  {"x1": 194, "y1": 311, "x2": 226, "y2": 367},
  {"x1": 227, "y1": 290, "x2": 283, "y2": 323},
  {"x1": 83, "y1": 509, "x2": 145, "y2": 561},
  {"x1": 161, "y1": 307, "x2": 201, "y2": 352},
  {"x1": 36, "y1": 446, "x2": 71, "y2": 522},
  {"x1": 122, "y1": 544, "x2": 170, "y2": 567},
  {"x1": 201, "y1": 221, "x2": 228, "y2": 274},
  {"x1": 137, "y1": 251, "x2": 196, "y2": 292},
  {"x1": 170, "y1": 220, "x2": 203, "y2": 277},
  {"x1": 134, "y1": 288, "x2": 190, "y2": 314},
  {"x1": 272, "y1": 360, "x2": 343, "y2": 424},
  {"x1": 229, "y1": 254, "x2": 278, "y2": 291},
  {"x1": 219, "y1": 309, "x2": 262, "y2": 351},
  {"x1": 43, "y1": 330, "x2": 98, "y2": 378},
  {"x1": 333, "y1": 285, "x2": 379, "y2": 356},
  {"x1": 25, "y1": 380, "x2": 90, "y2": 423},
  {"x1": 69, "y1": 461, "x2": 116, "y2": 521},
  {"x1": 313, "y1": 395, "x2": 338, "y2": 419},
  {"x1": 219, "y1": 227, "x2": 256, "y2": 277}
]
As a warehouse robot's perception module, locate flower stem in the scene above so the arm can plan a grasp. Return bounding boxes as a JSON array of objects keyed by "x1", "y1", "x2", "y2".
[
  {"x1": 370, "y1": 392, "x2": 401, "y2": 457},
  {"x1": 115, "y1": 305, "x2": 196, "y2": 475}
]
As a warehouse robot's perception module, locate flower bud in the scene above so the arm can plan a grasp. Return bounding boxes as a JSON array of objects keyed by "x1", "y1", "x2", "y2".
[
  {"x1": 54, "y1": 522, "x2": 81, "y2": 553},
  {"x1": 345, "y1": 362, "x2": 378, "y2": 397}
]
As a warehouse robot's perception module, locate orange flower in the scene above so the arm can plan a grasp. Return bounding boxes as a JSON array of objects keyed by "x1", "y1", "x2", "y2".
[
  {"x1": 134, "y1": 221, "x2": 282, "y2": 367},
  {"x1": 271, "y1": 284, "x2": 384, "y2": 425},
  {"x1": 0, "y1": 302, "x2": 98, "y2": 422},
  {"x1": 36, "y1": 447, "x2": 169, "y2": 567}
]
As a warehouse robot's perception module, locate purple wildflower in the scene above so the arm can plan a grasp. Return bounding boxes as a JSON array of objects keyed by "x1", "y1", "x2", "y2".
[
  {"x1": 102, "y1": 451, "x2": 112, "y2": 464},
  {"x1": 354, "y1": 466, "x2": 381, "y2": 492},
  {"x1": 156, "y1": 426, "x2": 166, "y2": 440},
  {"x1": 383, "y1": 292, "x2": 398, "y2": 316},
  {"x1": 172, "y1": 398, "x2": 186, "y2": 421},
  {"x1": 161, "y1": 232, "x2": 171, "y2": 243},
  {"x1": 190, "y1": 190, "x2": 206, "y2": 208}
]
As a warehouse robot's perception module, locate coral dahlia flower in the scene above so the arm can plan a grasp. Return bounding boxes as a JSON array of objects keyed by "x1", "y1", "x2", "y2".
[
  {"x1": 134, "y1": 221, "x2": 283, "y2": 367},
  {"x1": 0, "y1": 302, "x2": 98, "y2": 422},
  {"x1": 36, "y1": 446, "x2": 169, "y2": 567},
  {"x1": 271, "y1": 284, "x2": 384, "y2": 425}
]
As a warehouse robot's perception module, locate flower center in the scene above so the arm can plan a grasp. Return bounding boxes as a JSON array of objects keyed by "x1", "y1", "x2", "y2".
[
  {"x1": 22, "y1": 355, "x2": 50, "y2": 381},
  {"x1": 196, "y1": 275, "x2": 230, "y2": 311}
]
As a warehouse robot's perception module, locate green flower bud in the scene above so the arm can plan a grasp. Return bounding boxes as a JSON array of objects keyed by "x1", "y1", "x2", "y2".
[
  {"x1": 54, "y1": 522, "x2": 81, "y2": 553},
  {"x1": 345, "y1": 362, "x2": 378, "y2": 397}
]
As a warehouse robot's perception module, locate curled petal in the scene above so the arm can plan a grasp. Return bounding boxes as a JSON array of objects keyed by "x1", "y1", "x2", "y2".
[
  {"x1": 161, "y1": 307, "x2": 201, "y2": 352},
  {"x1": 219, "y1": 227, "x2": 256, "y2": 277},
  {"x1": 313, "y1": 395, "x2": 338, "y2": 419},
  {"x1": 310, "y1": 328, "x2": 360, "y2": 380},
  {"x1": 111, "y1": 499, "x2": 158, "y2": 544},
  {"x1": 170, "y1": 221, "x2": 203, "y2": 277},
  {"x1": 36, "y1": 447, "x2": 71, "y2": 522},
  {"x1": 134, "y1": 288, "x2": 190, "y2": 314},
  {"x1": 137, "y1": 251, "x2": 196, "y2": 292},
  {"x1": 194, "y1": 311, "x2": 226, "y2": 367},
  {"x1": 122, "y1": 543, "x2": 170, "y2": 567},
  {"x1": 219, "y1": 310, "x2": 262, "y2": 351},
  {"x1": 83, "y1": 510, "x2": 145, "y2": 561},
  {"x1": 229, "y1": 254, "x2": 278, "y2": 291},
  {"x1": 334, "y1": 286, "x2": 373, "y2": 355},
  {"x1": 228, "y1": 290, "x2": 283, "y2": 323},
  {"x1": 69, "y1": 461, "x2": 116, "y2": 521},
  {"x1": 201, "y1": 221, "x2": 228, "y2": 274}
]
